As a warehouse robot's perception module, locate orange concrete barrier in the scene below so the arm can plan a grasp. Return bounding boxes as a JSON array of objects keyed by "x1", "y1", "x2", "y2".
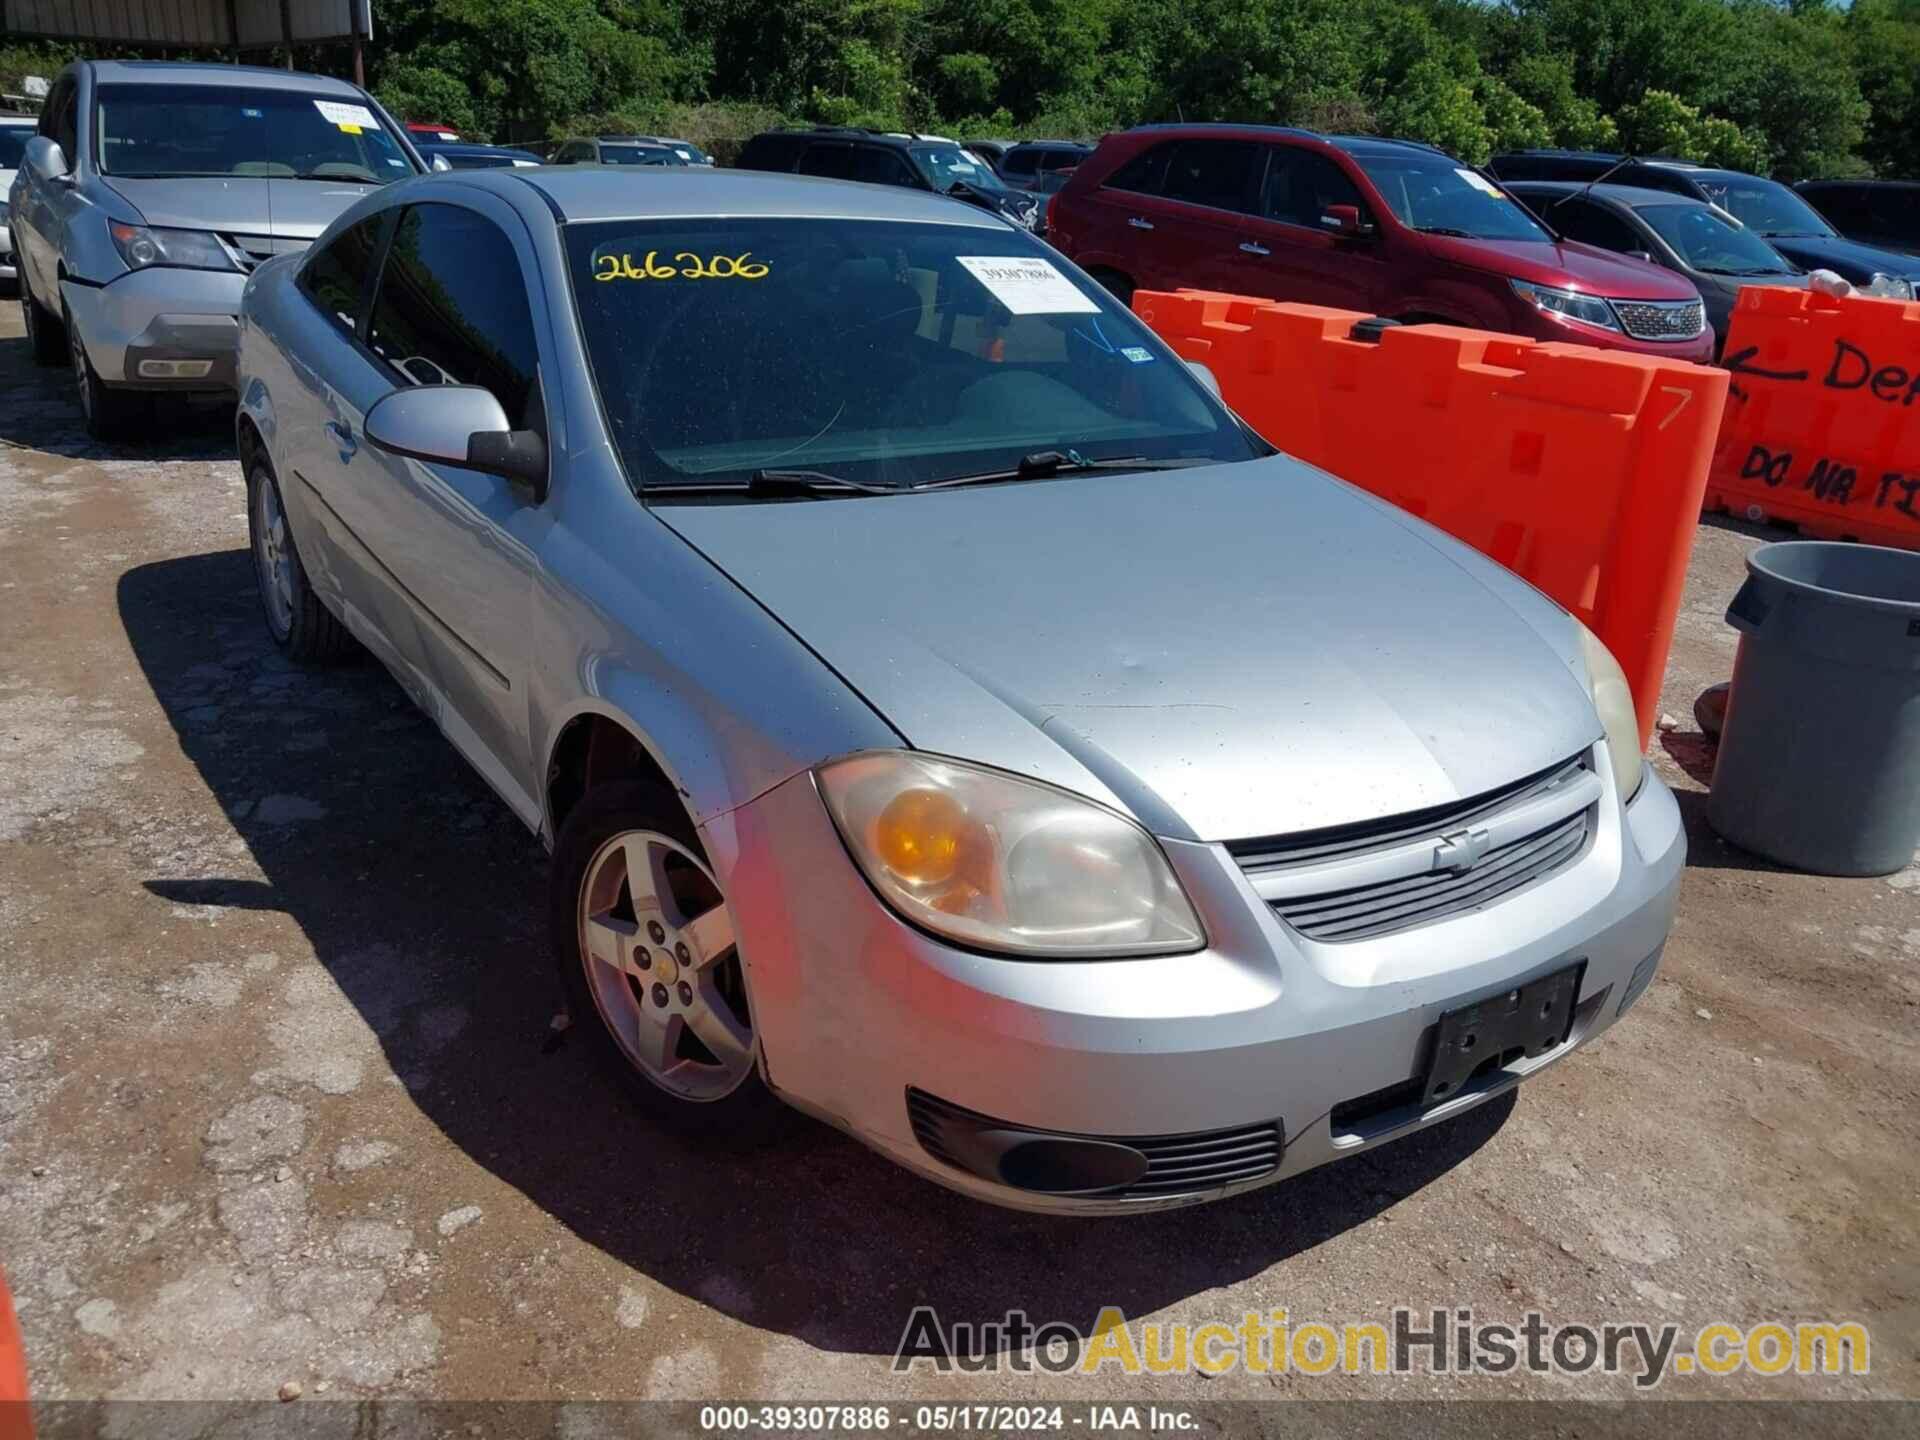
[
  {"x1": 1135, "y1": 291, "x2": 1729, "y2": 747},
  {"x1": 1706, "y1": 286, "x2": 1920, "y2": 546},
  {"x1": 0, "y1": 1266, "x2": 29, "y2": 1440}
]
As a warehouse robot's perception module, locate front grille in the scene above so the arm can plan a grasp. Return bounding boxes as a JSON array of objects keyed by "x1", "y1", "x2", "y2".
[
  {"x1": 219, "y1": 234, "x2": 310, "y2": 272},
  {"x1": 1230, "y1": 757, "x2": 1595, "y2": 943},
  {"x1": 907, "y1": 1089, "x2": 1283, "y2": 1201},
  {"x1": 1612, "y1": 298, "x2": 1705, "y2": 341}
]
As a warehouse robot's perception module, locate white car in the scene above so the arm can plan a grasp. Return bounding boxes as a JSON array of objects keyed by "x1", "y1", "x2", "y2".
[{"x1": 0, "y1": 114, "x2": 35, "y2": 283}]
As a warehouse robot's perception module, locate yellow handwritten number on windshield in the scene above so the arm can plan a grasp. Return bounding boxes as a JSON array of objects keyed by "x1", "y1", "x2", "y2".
[{"x1": 593, "y1": 251, "x2": 770, "y2": 282}]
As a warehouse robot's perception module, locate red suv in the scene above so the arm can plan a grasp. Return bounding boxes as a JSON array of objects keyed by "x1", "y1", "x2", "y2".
[{"x1": 1048, "y1": 125, "x2": 1715, "y2": 362}]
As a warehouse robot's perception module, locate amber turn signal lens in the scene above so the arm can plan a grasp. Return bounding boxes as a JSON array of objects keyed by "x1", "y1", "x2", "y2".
[{"x1": 874, "y1": 787, "x2": 970, "y2": 886}]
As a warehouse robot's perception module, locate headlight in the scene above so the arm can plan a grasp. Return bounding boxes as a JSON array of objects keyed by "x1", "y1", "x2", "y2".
[
  {"x1": 816, "y1": 751, "x2": 1205, "y2": 958},
  {"x1": 0, "y1": 198, "x2": 10, "y2": 224},
  {"x1": 1511, "y1": 279, "x2": 1621, "y2": 332},
  {"x1": 1865, "y1": 272, "x2": 1914, "y2": 301},
  {"x1": 1574, "y1": 623, "x2": 1644, "y2": 801},
  {"x1": 108, "y1": 221, "x2": 237, "y2": 273}
]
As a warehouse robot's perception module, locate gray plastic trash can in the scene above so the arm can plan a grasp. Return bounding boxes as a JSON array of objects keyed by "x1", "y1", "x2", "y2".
[{"x1": 1707, "y1": 541, "x2": 1920, "y2": 876}]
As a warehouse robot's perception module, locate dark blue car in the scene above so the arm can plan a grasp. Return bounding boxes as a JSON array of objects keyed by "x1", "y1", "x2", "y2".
[
  {"x1": 417, "y1": 141, "x2": 541, "y2": 171},
  {"x1": 1490, "y1": 150, "x2": 1920, "y2": 299}
]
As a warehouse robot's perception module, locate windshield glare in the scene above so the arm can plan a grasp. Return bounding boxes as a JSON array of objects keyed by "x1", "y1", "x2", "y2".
[
  {"x1": 1694, "y1": 178, "x2": 1835, "y2": 238},
  {"x1": 0, "y1": 126, "x2": 29, "y2": 169},
  {"x1": 1349, "y1": 154, "x2": 1551, "y2": 242},
  {"x1": 565, "y1": 219, "x2": 1254, "y2": 493},
  {"x1": 96, "y1": 84, "x2": 414, "y2": 183},
  {"x1": 915, "y1": 145, "x2": 1010, "y2": 195},
  {"x1": 1639, "y1": 204, "x2": 1794, "y2": 274}
]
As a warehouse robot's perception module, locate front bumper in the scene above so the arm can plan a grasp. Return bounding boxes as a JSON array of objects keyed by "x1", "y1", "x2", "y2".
[
  {"x1": 705, "y1": 747, "x2": 1685, "y2": 1214},
  {"x1": 61, "y1": 266, "x2": 246, "y2": 390}
]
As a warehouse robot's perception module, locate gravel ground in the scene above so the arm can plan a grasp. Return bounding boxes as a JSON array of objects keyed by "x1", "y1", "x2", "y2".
[{"x1": 0, "y1": 298, "x2": 1915, "y2": 1417}]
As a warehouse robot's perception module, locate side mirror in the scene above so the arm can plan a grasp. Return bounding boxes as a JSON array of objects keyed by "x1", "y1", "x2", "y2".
[
  {"x1": 429, "y1": 153, "x2": 452, "y2": 172},
  {"x1": 364, "y1": 385, "x2": 548, "y2": 501},
  {"x1": 1185, "y1": 359, "x2": 1222, "y2": 397},
  {"x1": 24, "y1": 135, "x2": 71, "y2": 184},
  {"x1": 1319, "y1": 204, "x2": 1368, "y2": 238}
]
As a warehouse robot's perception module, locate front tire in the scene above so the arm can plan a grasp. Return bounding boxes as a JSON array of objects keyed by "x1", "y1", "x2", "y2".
[
  {"x1": 65, "y1": 304, "x2": 151, "y2": 439},
  {"x1": 20, "y1": 268, "x2": 66, "y2": 366},
  {"x1": 247, "y1": 460, "x2": 352, "y2": 663},
  {"x1": 550, "y1": 780, "x2": 783, "y2": 1143}
]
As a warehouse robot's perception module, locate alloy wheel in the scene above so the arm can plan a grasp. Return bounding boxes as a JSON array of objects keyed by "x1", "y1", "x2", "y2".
[
  {"x1": 575, "y1": 829, "x2": 755, "y2": 1102},
  {"x1": 251, "y1": 472, "x2": 296, "y2": 640},
  {"x1": 67, "y1": 317, "x2": 92, "y2": 420}
]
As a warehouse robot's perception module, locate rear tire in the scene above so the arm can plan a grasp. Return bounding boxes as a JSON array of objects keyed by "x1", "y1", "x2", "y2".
[
  {"x1": 20, "y1": 269, "x2": 66, "y2": 366},
  {"x1": 65, "y1": 304, "x2": 151, "y2": 440},
  {"x1": 247, "y1": 459, "x2": 353, "y2": 663},
  {"x1": 550, "y1": 779, "x2": 784, "y2": 1145},
  {"x1": 1089, "y1": 268, "x2": 1136, "y2": 307}
]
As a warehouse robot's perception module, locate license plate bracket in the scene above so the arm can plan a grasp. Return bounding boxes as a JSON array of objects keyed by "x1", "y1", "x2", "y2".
[{"x1": 1421, "y1": 961, "x2": 1583, "y2": 1107}]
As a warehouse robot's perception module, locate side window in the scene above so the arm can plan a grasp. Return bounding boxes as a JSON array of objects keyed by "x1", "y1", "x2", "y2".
[
  {"x1": 46, "y1": 79, "x2": 78, "y2": 159},
  {"x1": 1104, "y1": 144, "x2": 1172, "y2": 197},
  {"x1": 797, "y1": 143, "x2": 856, "y2": 180},
  {"x1": 1262, "y1": 149, "x2": 1366, "y2": 228},
  {"x1": 366, "y1": 204, "x2": 540, "y2": 429},
  {"x1": 298, "y1": 213, "x2": 389, "y2": 337},
  {"x1": 851, "y1": 146, "x2": 915, "y2": 187},
  {"x1": 1555, "y1": 199, "x2": 1645, "y2": 255},
  {"x1": 1160, "y1": 140, "x2": 1261, "y2": 214},
  {"x1": 1001, "y1": 148, "x2": 1037, "y2": 178}
]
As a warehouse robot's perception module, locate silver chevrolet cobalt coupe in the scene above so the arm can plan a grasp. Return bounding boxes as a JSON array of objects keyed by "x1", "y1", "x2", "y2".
[{"x1": 235, "y1": 168, "x2": 1682, "y2": 1213}]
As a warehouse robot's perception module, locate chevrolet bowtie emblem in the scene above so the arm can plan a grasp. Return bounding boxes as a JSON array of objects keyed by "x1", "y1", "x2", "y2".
[{"x1": 1436, "y1": 826, "x2": 1494, "y2": 873}]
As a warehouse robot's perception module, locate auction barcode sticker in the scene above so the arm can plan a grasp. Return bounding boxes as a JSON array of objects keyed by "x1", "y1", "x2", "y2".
[{"x1": 958, "y1": 256, "x2": 1101, "y2": 315}]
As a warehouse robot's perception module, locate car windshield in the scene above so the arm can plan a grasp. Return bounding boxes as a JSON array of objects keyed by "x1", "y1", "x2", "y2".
[
  {"x1": 914, "y1": 145, "x2": 1012, "y2": 196},
  {"x1": 1692, "y1": 177, "x2": 1836, "y2": 239},
  {"x1": 1348, "y1": 152, "x2": 1552, "y2": 242},
  {"x1": 95, "y1": 83, "x2": 414, "y2": 183},
  {"x1": 1637, "y1": 203, "x2": 1795, "y2": 274},
  {"x1": 565, "y1": 218, "x2": 1256, "y2": 493},
  {"x1": 603, "y1": 146, "x2": 683, "y2": 166},
  {"x1": 0, "y1": 125, "x2": 30, "y2": 169}
]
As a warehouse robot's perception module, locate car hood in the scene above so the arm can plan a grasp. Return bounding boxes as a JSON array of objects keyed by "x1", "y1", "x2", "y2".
[
  {"x1": 1423, "y1": 234, "x2": 1698, "y2": 300},
  {"x1": 102, "y1": 175, "x2": 382, "y2": 239},
  {"x1": 664, "y1": 459, "x2": 1601, "y2": 842},
  {"x1": 1765, "y1": 233, "x2": 1920, "y2": 282}
]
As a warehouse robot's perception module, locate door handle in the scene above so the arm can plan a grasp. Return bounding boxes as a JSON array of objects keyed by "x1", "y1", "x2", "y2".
[
  {"x1": 324, "y1": 420, "x2": 358, "y2": 461},
  {"x1": 1239, "y1": 241, "x2": 1272, "y2": 256},
  {"x1": 1128, "y1": 216, "x2": 1155, "y2": 231}
]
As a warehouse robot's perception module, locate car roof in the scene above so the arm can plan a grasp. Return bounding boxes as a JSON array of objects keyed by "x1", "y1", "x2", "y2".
[
  {"x1": 1800, "y1": 178, "x2": 1919, "y2": 191},
  {"x1": 1507, "y1": 180, "x2": 1707, "y2": 210},
  {"x1": 476, "y1": 167, "x2": 1012, "y2": 227},
  {"x1": 421, "y1": 142, "x2": 538, "y2": 157},
  {"x1": 1007, "y1": 138, "x2": 1091, "y2": 149},
  {"x1": 84, "y1": 60, "x2": 366, "y2": 96}
]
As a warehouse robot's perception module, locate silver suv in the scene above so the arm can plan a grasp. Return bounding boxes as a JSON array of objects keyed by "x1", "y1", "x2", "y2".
[{"x1": 9, "y1": 60, "x2": 422, "y2": 438}]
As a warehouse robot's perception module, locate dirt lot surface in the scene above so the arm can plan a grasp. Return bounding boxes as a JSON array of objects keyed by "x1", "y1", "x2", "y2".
[{"x1": 1, "y1": 297, "x2": 1916, "y2": 1418}]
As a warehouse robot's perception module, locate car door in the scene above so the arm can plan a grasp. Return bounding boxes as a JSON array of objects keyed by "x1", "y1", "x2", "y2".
[
  {"x1": 1143, "y1": 138, "x2": 1267, "y2": 296},
  {"x1": 355, "y1": 198, "x2": 549, "y2": 823},
  {"x1": 850, "y1": 144, "x2": 920, "y2": 192},
  {"x1": 1219, "y1": 144, "x2": 1389, "y2": 310},
  {"x1": 277, "y1": 206, "x2": 444, "y2": 699},
  {"x1": 16, "y1": 73, "x2": 79, "y2": 300}
]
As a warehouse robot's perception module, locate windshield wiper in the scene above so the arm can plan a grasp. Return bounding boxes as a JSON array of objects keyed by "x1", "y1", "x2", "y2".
[
  {"x1": 1413, "y1": 226, "x2": 1482, "y2": 239},
  {"x1": 640, "y1": 469, "x2": 899, "y2": 499},
  {"x1": 916, "y1": 451, "x2": 1210, "y2": 490},
  {"x1": 1697, "y1": 265, "x2": 1789, "y2": 276}
]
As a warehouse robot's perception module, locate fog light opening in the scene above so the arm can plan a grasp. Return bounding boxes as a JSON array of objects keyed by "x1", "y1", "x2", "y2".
[{"x1": 137, "y1": 359, "x2": 214, "y2": 379}]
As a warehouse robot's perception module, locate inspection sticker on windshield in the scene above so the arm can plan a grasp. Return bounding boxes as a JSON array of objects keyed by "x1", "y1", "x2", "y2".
[
  {"x1": 314, "y1": 99, "x2": 379, "y2": 134},
  {"x1": 1121, "y1": 345, "x2": 1154, "y2": 363},
  {"x1": 958, "y1": 256, "x2": 1100, "y2": 314},
  {"x1": 1456, "y1": 167, "x2": 1506, "y2": 198}
]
